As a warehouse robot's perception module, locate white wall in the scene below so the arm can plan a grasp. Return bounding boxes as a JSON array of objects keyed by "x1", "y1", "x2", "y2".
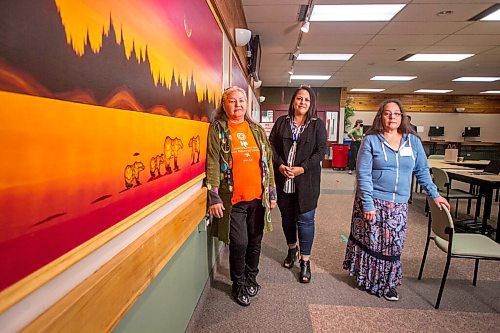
[{"x1": 354, "y1": 112, "x2": 500, "y2": 143}]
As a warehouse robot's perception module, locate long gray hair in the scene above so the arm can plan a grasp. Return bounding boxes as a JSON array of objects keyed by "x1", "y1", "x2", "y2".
[{"x1": 212, "y1": 86, "x2": 255, "y2": 123}]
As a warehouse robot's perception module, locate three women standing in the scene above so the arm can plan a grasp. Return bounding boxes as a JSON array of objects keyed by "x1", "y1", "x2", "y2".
[
  {"x1": 270, "y1": 86, "x2": 327, "y2": 283},
  {"x1": 206, "y1": 86, "x2": 277, "y2": 306}
]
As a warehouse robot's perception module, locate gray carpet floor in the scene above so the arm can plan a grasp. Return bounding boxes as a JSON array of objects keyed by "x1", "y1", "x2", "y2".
[{"x1": 187, "y1": 169, "x2": 500, "y2": 332}]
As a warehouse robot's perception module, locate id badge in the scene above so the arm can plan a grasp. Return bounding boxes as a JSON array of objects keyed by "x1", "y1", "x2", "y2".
[{"x1": 400, "y1": 146, "x2": 412, "y2": 157}]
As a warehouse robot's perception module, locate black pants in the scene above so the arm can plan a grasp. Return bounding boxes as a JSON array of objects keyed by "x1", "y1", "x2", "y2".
[
  {"x1": 348, "y1": 141, "x2": 360, "y2": 171},
  {"x1": 229, "y1": 199, "x2": 265, "y2": 286}
]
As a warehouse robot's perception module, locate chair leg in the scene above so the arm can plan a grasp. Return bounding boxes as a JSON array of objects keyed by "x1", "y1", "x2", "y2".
[
  {"x1": 473, "y1": 259, "x2": 479, "y2": 286},
  {"x1": 455, "y1": 199, "x2": 459, "y2": 218},
  {"x1": 425, "y1": 198, "x2": 429, "y2": 217},
  {"x1": 435, "y1": 255, "x2": 452, "y2": 309},
  {"x1": 418, "y1": 235, "x2": 431, "y2": 280}
]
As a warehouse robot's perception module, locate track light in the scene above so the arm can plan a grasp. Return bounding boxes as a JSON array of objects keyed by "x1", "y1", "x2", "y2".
[
  {"x1": 300, "y1": 20, "x2": 310, "y2": 33},
  {"x1": 288, "y1": 67, "x2": 294, "y2": 75},
  {"x1": 293, "y1": 49, "x2": 301, "y2": 60}
]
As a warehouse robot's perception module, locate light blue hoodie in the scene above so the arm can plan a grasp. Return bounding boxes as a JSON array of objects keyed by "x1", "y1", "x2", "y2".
[{"x1": 356, "y1": 133, "x2": 439, "y2": 212}]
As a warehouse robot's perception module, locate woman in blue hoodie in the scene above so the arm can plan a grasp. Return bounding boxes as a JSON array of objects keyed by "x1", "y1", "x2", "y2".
[{"x1": 343, "y1": 99, "x2": 450, "y2": 301}]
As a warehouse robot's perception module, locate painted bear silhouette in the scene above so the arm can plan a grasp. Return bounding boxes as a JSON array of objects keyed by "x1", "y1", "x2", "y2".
[
  {"x1": 124, "y1": 161, "x2": 145, "y2": 188},
  {"x1": 149, "y1": 154, "x2": 164, "y2": 177},
  {"x1": 188, "y1": 135, "x2": 200, "y2": 164}
]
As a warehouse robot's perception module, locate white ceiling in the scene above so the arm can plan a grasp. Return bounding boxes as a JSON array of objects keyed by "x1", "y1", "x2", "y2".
[{"x1": 241, "y1": 0, "x2": 500, "y2": 95}]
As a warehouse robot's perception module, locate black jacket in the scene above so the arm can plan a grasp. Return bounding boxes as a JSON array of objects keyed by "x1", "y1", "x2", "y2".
[{"x1": 270, "y1": 115, "x2": 327, "y2": 213}]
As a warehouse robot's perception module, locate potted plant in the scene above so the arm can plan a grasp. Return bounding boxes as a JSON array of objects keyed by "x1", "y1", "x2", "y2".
[{"x1": 344, "y1": 96, "x2": 355, "y2": 130}]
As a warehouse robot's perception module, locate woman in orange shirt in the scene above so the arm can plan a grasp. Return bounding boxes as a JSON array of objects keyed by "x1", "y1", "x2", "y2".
[{"x1": 206, "y1": 86, "x2": 276, "y2": 306}]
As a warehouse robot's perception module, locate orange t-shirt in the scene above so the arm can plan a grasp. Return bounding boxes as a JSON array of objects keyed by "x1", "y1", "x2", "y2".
[{"x1": 228, "y1": 121, "x2": 262, "y2": 204}]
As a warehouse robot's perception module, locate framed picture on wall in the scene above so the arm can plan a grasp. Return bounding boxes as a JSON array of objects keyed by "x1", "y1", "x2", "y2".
[
  {"x1": 326, "y1": 111, "x2": 339, "y2": 142},
  {"x1": 261, "y1": 110, "x2": 273, "y2": 123}
]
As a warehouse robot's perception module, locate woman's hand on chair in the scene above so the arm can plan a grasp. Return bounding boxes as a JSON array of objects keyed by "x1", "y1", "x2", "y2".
[{"x1": 433, "y1": 196, "x2": 451, "y2": 211}]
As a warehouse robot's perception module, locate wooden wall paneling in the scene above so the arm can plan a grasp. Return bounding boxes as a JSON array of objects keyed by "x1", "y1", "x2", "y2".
[
  {"x1": 347, "y1": 93, "x2": 500, "y2": 114},
  {"x1": 22, "y1": 187, "x2": 208, "y2": 332}
]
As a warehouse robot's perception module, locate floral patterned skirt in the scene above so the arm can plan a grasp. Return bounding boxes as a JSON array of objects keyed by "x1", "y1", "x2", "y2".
[{"x1": 343, "y1": 196, "x2": 408, "y2": 297}]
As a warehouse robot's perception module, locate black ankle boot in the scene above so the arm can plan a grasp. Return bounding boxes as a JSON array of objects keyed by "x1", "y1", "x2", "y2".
[
  {"x1": 299, "y1": 259, "x2": 311, "y2": 283},
  {"x1": 283, "y1": 246, "x2": 299, "y2": 268},
  {"x1": 245, "y1": 277, "x2": 261, "y2": 297},
  {"x1": 231, "y1": 284, "x2": 250, "y2": 306}
]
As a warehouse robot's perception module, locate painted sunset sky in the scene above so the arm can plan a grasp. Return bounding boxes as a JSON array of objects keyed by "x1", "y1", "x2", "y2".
[{"x1": 55, "y1": 0, "x2": 222, "y2": 101}]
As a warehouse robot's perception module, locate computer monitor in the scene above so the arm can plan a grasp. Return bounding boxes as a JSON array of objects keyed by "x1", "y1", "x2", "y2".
[
  {"x1": 428, "y1": 126, "x2": 444, "y2": 137},
  {"x1": 463, "y1": 126, "x2": 480, "y2": 137}
]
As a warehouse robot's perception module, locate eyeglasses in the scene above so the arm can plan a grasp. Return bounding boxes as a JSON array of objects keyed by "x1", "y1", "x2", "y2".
[{"x1": 382, "y1": 111, "x2": 402, "y2": 118}]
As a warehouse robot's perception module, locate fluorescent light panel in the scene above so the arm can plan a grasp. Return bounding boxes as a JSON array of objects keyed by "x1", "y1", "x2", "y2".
[
  {"x1": 480, "y1": 90, "x2": 500, "y2": 94},
  {"x1": 481, "y1": 8, "x2": 500, "y2": 20},
  {"x1": 297, "y1": 54, "x2": 353, "y2": 61},
  {"x1": 453, "y1": 77, "x2": 500, "y2": 82},
  {"x1": 290, "y1": 75, "x2": 331, "y2": 80},
  {"x1": 470, "y1": 4, "x2": 500, "y2": 21},
  {"x1": 371, "y1": 76, "x2": 417, "y2": 81},
  {"x1": 350, "y1": 88, "x2": 385, "y2": 92},
  {"x1": 310, "y1": 4, "x2": 406, "y2": 22},
  {"x1": 404, "y1": 54, "x2": 474, "y2": 62},
  {"x1": 414, "y1": 89, "x2": 453, "y2": 93}
]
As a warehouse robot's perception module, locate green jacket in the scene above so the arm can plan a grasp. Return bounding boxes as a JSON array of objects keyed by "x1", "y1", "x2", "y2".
[{"x1": 205, "y1": 119, "x2": 276, "y2": 243}]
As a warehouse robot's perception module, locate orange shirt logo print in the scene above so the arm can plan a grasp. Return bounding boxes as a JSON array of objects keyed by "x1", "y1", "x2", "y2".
[{"x1": 237, "y1": 132, "x2": 248, "y2": 147}]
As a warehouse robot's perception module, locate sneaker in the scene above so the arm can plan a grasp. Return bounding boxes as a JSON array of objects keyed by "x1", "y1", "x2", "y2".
[
  {"x1": 384, "y1": 288, "x2": 399, "y2": 301},
  {"x1": 246, "y1": 278, "x2": 261, "y2": 297},
  {"x1": 232, "y1": 284, "x2": 250, "y2": 306},
  {"x1": 348, "y1": 170, "x2": 352, "y2": 175}
]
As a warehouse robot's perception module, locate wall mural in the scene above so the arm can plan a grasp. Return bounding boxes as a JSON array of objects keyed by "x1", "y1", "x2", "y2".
[{"x1": 0, "y1": 0, "x2": 222, "y2": 291}]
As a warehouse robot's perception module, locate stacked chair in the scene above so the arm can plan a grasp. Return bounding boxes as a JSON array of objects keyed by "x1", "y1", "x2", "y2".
[{"x1": 429, "y1": 167, "x2": 491, "y2": 234}]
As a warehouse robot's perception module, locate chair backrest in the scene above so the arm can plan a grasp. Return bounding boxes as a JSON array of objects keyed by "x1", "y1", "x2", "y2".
[
  {"x1": 427, "y1": 196, "x2": 454, "y2": 241},
  {"x1": 429, "y1": 154, "x2": 445, "y2": 160},
  {"x1": 431, "y1": 167, "x2": 449, "y2": 192}
]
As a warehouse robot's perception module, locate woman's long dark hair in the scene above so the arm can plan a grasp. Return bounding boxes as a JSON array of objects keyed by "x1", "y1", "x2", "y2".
[
  {"x1": 365, "y1": 98, "x2": 417, "y2": 136},
  {"x1": 288, "y1": 85, "x2": 317, "y2": 123},
  {"x1": 212, "y1": 86, "x2": 255, "y2": 124}
]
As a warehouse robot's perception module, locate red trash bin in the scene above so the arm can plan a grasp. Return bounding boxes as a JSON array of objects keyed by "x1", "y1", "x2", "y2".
[{"x1": 332, "y1": 144, "x2": 349, "y2": 170}]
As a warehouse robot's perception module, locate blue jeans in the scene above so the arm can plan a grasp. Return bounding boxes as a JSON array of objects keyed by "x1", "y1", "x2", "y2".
[{"x1": 277, "y1": 193, "x2": 316, "y2": 256}]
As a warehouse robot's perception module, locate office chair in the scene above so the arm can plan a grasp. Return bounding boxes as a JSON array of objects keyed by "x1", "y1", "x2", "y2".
[{"x1": 418, "y1": 198, "x2": 500, "y2": 309}]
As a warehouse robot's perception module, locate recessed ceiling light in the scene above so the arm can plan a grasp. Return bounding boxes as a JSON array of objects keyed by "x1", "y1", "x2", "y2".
[
  {"x1": 310, "y1": 4, "x2": 406, "y2": 22},
  {"x1": 402, "y1": 54, "x2": 474, "y2": 62},
  {"x1": 414, "y1": 89, "x2": 453, "y2": 93},
  {"x1": 290, "y1": 75, "x2": 331, "y2": 80},
  {"x1": 350, "y1": 88, "x2": 386, "y2": 92},
  {"x1": 480, "y1": 90, "x2": 500, "y2": 94},
  {"x1": 371, "y1": 76, "x2": 417, "y2": 81},
  {"x1": 297, "y1": 54, "x2": 353, "y2": 61},
  {"x1": 470, "y1": 4, "x2": 500, "y2": 21},
  {"x1": 452, "y1": 77, "x2": 500, "y2": 82}
]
